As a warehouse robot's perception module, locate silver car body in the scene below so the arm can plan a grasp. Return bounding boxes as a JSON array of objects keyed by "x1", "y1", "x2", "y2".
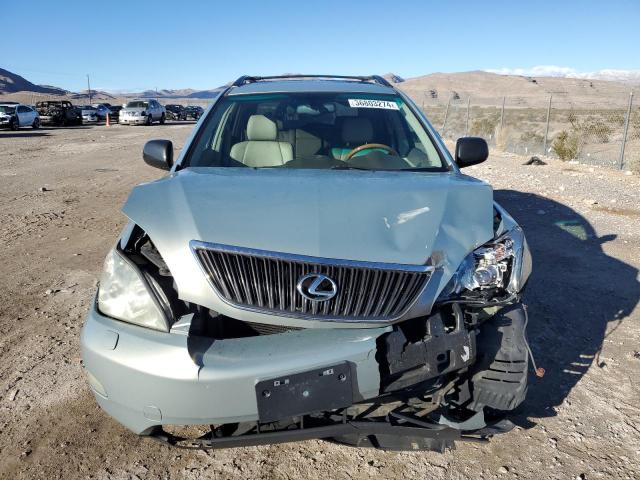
[
  {"x1": 120, "y1": 99, "x2": 165, "y2": 125},
  {"x1": 81, "y1": 77, "x2": 531, "y2": 445},
  {"x1": 78, "y1": 106, "x2": 98, "y2": 124},
  {"x1": 0, "y1": 103, "x2": 39, "y2": 128}
]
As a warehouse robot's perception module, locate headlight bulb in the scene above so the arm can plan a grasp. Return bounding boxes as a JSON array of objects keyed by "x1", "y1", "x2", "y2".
[{"x1": 460, "y1": 241, "x2": 513, "y2": 291}]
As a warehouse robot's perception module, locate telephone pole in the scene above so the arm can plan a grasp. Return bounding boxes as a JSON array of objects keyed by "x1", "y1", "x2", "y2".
[{"x1": 87, "y1": 74, "x2": 92, "y2": 104}]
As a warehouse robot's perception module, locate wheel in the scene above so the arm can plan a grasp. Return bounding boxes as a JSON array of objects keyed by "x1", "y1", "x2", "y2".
[
  {"x1": 146, "y1": 114, "x2": 152, "y2": 126},
  {"x1": 160, "y1": 113, "x2": 165, "y2": 125},
  {"x1": 11, "y1": 117, "x2": 19, "y2": 131},
  {"x1": 32, "y1": 117, "x2": 40, "y2": 129}
]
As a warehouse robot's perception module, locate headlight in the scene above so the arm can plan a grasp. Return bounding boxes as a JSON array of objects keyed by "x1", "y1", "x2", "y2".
[
  {"x1": 447, "y1": 226, "x2": 531, "y2": 297},
  {"x1": 97, "y1": 249, "x2": 169, "y2": 331}
]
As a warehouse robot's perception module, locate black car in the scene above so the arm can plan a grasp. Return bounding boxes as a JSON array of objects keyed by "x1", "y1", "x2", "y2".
[
  {"x1": 165, "y1": 104, "x2": 187, "y2": 121},
  {"x1": 184, "y1": 105, "x2": 204, "y2": 120},
  {"x1": 109, "y1": 105, "x2": 123, "y2": 121}
]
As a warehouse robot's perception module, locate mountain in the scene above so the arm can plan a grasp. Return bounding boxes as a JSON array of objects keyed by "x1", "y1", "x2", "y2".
[
  {"x1": 486, "y1": 67, "x2": 640, "y2": 85},
  {"x1": 383, "y1": 73, "x2": 405, "y2": 84},
  {"x1": 69, "y1": 90, "x2": 117, "y2": 101},
  {"x1": 397, "y1": 70, "x2": 635, "y2": 107},
  {"x1": 0, "y1": 68, "x2": 68, "y2": 95},
  {"x1": 132, "y1": 88, "x2": 222, "y2": 99},
  {"x1": 2, "y1": 67, "x2": 635, "y2": 107}
]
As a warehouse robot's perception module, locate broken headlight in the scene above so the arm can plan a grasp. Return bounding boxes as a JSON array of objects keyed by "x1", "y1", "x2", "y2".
[
  {"x1": 97, "y1": 249, "x2": 169, "y2": 331},
  {"x1": 448, "y1": 226, "x2": 531, "y2": 296}
]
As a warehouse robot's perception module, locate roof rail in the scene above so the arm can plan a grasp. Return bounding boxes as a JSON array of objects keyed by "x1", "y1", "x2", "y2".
[
  {"x1": 230, "y1": 74, "x2": 393, "y2": 88},
  {"x1": 231, "y1": 75, "x2": 256, "y2": 87}
]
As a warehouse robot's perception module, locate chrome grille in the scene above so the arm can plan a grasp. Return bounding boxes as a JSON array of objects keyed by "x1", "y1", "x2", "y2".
[{"x1": 191, "y1": 241, "x2": 433, "y2": 322}]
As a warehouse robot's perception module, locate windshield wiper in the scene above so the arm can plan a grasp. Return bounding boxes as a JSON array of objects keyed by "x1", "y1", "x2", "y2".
[{"x1": 330, "y1": 165, "x2": 371, "y2": 171}]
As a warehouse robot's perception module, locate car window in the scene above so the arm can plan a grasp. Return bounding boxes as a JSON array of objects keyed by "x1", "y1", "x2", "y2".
[
  {"x1": 184, "y1": 92, "x2": 446, "y2": 171},
  {"x1": 126, "y1": 101, "x2": 149, "y2": 108}
]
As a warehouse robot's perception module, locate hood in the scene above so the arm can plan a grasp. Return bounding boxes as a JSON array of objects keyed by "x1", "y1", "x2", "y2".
[
  {"x1": 122, "y1": 107, "x2": 147, "y2": 113},
  {"x1": 123, "y1": 168, "x2": 493, "y2": 321}
]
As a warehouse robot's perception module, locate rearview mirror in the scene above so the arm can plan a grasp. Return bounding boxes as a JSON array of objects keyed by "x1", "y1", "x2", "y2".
[
  {"x1": 455, "y1": 137, "x2": 488, "y2": 168},
  {"x1": 143, "y1": 139, "x2": 173, "y2": 170}
]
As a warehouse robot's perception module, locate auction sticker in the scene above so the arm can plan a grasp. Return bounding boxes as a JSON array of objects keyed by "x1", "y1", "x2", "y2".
[{"x1": 348, "y1": 99, "x2": 399, "y2": 110}]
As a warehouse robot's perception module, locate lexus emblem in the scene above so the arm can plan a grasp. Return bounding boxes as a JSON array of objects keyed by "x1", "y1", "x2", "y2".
[{"x1": 296, "y1": 274, "x2": 338, "y2": 302}]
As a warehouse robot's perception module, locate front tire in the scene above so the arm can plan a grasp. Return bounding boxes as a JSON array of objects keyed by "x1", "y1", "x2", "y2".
[
  {"x1": 160, "y1": 113, "x2": 165, "y2": 125},
  {"x1": 11, "y1": 117, "x2": 19, "y2": 131},
  {"x1": 146, "y1": 114, "x2": 152, "y2": 126},
  {"x1": 32, "y1": 118, "x2": 40, "y2": 129}
]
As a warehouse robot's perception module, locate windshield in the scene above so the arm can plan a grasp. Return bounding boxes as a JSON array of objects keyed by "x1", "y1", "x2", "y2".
[
  {"x1": 0, "y1": 106, "x2": 16, "y2": 114},
  {"x1": 185, "y1": 92, "x2": 446, "y2": 171},
  {"x1": 126, "y1": 101, "x2": 148, "y2": 108}
]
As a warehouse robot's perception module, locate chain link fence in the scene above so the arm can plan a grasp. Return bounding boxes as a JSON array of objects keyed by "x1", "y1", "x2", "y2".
[{"x1": 417, "y1": 92, "x2": 638, "y2": 171}]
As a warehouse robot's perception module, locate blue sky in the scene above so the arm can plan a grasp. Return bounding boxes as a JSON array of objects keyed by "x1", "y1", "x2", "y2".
[{"x1": 4, "y1": 0, "x2": 639, "y2": 92}]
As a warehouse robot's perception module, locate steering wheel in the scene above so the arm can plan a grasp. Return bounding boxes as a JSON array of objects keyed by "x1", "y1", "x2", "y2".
[{"x1": 345, "y1": 143, "x2": 399, "y2": 160}]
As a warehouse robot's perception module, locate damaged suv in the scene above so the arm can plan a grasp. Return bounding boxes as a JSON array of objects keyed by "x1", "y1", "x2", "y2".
[{"x1": 81, "y1": 75, "x2": 534, "y2": 451}]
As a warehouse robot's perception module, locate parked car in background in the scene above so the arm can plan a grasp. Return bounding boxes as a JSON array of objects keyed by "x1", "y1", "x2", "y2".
[
  {"x1": 35, "y1": 100, "x2": 81, "y2": 126},
  {"x1": 0, "y1": 103, "x2": 40, "y2": 130},
  {"x1": 120, "y1": 100, "x2": 165, "y2": 125},
  {"x1": 94, "y1": 104, "x2": 117, "y2": 122},
  {"x1": 184, "y1": 105, "x2": 204, "y2": 120},
  {"x1": 109, "y1": 105, "x2": 122, "y2": 121},
  {"x1": 82, "y1": 75, "x2": 534, "y2": 452},
  {"x1": 165, "y1": 104, "x2": 187, "y2": 121},
  {"x1": 78, "y1": 105, "x2": 98, "y2": 124}
]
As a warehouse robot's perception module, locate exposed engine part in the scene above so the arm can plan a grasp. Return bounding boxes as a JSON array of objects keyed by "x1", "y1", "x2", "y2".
[{"x1": 377, "y1": 307, "x2": 476, "y2": 393}]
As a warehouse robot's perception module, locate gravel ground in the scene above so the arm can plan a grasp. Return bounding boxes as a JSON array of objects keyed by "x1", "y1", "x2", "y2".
[{"x1": 0, "y1": 123, "x2": 639, "y2": 479}]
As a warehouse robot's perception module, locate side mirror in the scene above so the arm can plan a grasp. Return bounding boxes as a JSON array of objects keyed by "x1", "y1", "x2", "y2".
[
  {"x1": 143, "y1": 139, "x2": 173, "y2": 170},
  {"x1": 455, "y1": 137, "x2": 488, "y2": 168}
]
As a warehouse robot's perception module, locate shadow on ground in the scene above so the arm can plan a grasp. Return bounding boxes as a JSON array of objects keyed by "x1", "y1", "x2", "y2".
[
  {"x1": 495, "y1": 189, "x2": 640, "y2": 423},
  {"x1": 0, "y1": 131, "x2": 51, "y2": 138}
]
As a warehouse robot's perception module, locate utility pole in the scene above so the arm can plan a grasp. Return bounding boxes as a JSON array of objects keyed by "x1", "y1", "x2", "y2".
[
  {"x1": 87, "y1": 74, "x2": 92, "y2": 104},
  {"x1": 500, "y1": 96, "x2": 505, "y2": 130}
]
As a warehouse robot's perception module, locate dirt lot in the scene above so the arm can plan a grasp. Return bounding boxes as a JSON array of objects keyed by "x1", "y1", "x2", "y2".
[{"x1": 0, "y1": 123, "x2": 639, "y2": 480}]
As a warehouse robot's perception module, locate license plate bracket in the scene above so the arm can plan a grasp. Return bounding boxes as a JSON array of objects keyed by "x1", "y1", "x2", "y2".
[{"x1": 255, "y1": 363, "x2": 353, "y2": 423}]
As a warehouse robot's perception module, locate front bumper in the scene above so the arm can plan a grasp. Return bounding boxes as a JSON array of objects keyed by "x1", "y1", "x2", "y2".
[
  {"x1": 81, "y1": 305, "x2": 388, "y2": 435},
  {"x1": 81, "y1": 301, "x2": 530, "y2": 448},
  {"x1": 120, "y1": 116, "x2": 147, "y2": 125}
]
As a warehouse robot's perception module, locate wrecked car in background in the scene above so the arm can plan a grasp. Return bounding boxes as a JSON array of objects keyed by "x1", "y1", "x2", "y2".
[
  {"x1": 35, "y1": 100, "x2": 82, "y2": 126},
  {"x1": 0, "y1": 103, "x2": 40, "y2": 130},
  {"x1": 165, "y1": 104, "x2": 187, "y2": 121},
  {"x1": 81, "y1": 75, "x2": 535, "y2": 452}
]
